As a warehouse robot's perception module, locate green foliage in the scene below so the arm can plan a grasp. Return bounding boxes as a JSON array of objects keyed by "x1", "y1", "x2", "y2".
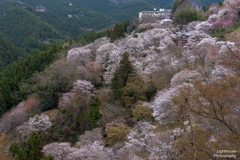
[
  {"x1": 121, "y1": 20, "x2": 130, "y2": 32},
  {"x1": 110, "y1": 24, "x2": 125, "y2": 42},
  {"x1": 198, "y1": 11, "x2": 207, "y2": 21},
  {"x1": 12, "y1": 0, "x2": 117, "y2": 30},
  {"x1": 0, "y1": 44, "x2": 59, "y2": 113},
  {"x1": 9, "y1": 142, "x2": 21, "y2": 157},
  {"x1": 110, "y1": 52, "x2": 135, "y2": 99},
  {"x1": 118, "y1": 52, "x2": 135, "y2": 86},
  {"x1": 202, "y1": 6, "x2": 209, "y2": 12},
  {"x1": 132, "y1": 104, "x2": 152, "y2": 122},
  {"x1": 105, "y1": 123, "x2": 130, "y2": 147},
  {"x1": 111, "y1": 69, "x2": 123, "y2": 100},
  {"x1": 0, "y1": 38, "x2": 26, "y2": 71},
  {"x1": 45, "y1": 111, "x2": 79, "y2": 144},
  {"x1": 138, "y1": 27, "x2": 147, "y2": 33},
  {"x1": 23, "y1": 132, "x2": 43, "y2": 160},
  {"x1": 40, "y1": 155, "x2": 54, "y2": 160},
  {"x1": 10, "y1": 132, "x2": 49, "y2": 160},
  {"x1": 173, "y1": 7, "x2": 199, "y2": 25},
  {"x1": 87, "y1": 97, "x2": 102, "y2": 130},
  {"x1": 0, "y1": 5, "x2": 66, "y2": 52},
  {"x1": 121, "y1": 77, "x2": 148, "y2": 107},
  {"x1": 74, "y1": 30, "x2": 112, "y2": 45},
  {"x1": 172, "y1": 0, "x2": 180, "y2": 14},
  {"x1": 41, "y1": 99, "x2": 56, "y2": 112}
]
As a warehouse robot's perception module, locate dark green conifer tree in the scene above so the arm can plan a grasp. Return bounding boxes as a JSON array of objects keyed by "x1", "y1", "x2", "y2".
[
  {"x1": 118, "y1": 52, "x2": 135, "y2": 86},
  {"x1": 111, "y1": 52, "x2": 135, "y2": 99},
  {"x1": 111, "y1": 68, "x2": 123, "y2": 99},
  {"x1": 23, "y1": 131, "x2": 43, "y2": 160},
  {"x1": 88, "y1": 97, "x2": 102, "y2": 130},
  {"x1": 110, "y1": 24, "x2": 125, "y2": 42}
]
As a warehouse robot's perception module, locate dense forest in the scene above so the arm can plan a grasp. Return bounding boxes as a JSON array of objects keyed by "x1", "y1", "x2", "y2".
[{"x1": 0, "y1": 38, "x2": 26, "y2": 71}]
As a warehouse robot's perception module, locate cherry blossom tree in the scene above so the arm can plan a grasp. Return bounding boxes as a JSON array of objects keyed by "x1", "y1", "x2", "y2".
[
  {"x1": 195, "y1": 21, "x2": 213, "y2": 32},
  {"x1": 150, "y1": 86, "x2": 182, "y2": 124},
  {"x1": 16, "y1": 114, "x2": 52, "y2": 147},
  {"x1": 76, "y1": 128, "x2": 103, "y2": 147},
  {"x1": 125, "y1": 122, "x2": 156, "y2": 152},
  {"x1": 43, "y1": 141, "x2": 113, "y2": 160},
  {"x1": 59, "y1": 80, "x2": 94, "y2": 111},
  {"x1": 43, "y1": 142, "x2": 77, "y2": 160},
  {"x1": 17, "y1": 114, "x2": 52, "y2": 136},
  {"x1": 0, "y1": 106, "x2": 29, "y2": 133},
  {"x1": 170, "y1": 69, "x2": 202, "y2": 88},
  {"x1": 79, "y1": 61, "x2": 102, "y2": 86}
]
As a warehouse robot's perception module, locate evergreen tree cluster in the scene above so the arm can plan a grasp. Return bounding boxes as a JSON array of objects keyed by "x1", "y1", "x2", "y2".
[
  {"x1": 9, "y1": 132, "x2": 53, "y2": 160},
  {"x1": 87, "y1": 97, "x2": 102, "y2": 130},
  {"x1": 0, "y1": 38, "x2": 26, "y2": 71},
  {"x1": 110, "y1": 52, "x2": 135, "y2": 99},
  {"x1": 173, "y1": 7, "x2": 201, "y2": 25},
  {"x1": 110, "y1": 24, "x2": 125, "y2": 42}
]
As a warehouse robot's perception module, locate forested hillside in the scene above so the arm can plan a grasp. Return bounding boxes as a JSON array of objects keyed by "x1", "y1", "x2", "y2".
[
  {"x1": 0, "y1": 38, "x2": 26, "y2": 71},
  {"x1": 0, "y1": 5, "x2": 68, "y2": 52},
  {"x1": 14, "y1": 0, "x2": 157, "y2": 22}
]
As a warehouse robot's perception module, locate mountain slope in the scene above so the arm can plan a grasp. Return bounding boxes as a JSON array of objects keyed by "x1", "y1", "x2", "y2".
[
  {"x1": 15, "y1": 0, "x2": 118, "y2": 29},
  {"x1": 0, "y1": 6, "x2": 67, "y2": 52},
  {"x1": 0, "y1": 38, "x2": 26, "y2": 70},
  {"x1": 17, "y1": 0, "x2": 157, "y2": 23}
]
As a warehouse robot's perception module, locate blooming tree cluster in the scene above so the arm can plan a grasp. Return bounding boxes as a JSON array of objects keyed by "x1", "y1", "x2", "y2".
[
  {"x1": 150, "y1": 87, "x2": 181, "y2": 124},
  {"x1": 0, "y1": 107, "x2": 28, "y2": 133},
  {"x1": 17, "y1": 114, "x2": 52, "y2": 137},
  {"x1": 76, "y1": 128, "x2": 103, "y2": 147},
  {"x1": 43, "y1": 140, "x2": 113, "y2": 160},
  {"x1": 170, "y1": 69, "x2": 202, "y2": 88},
  {"x1": 208, "y1": 5, "x2": 239, "y2": 29},
  {"x1": 114, "y1": 121, "x2": 172, "y2": 159},
  {"x1": 59, "y1": 80, "x2": 94, "y2": 110}
]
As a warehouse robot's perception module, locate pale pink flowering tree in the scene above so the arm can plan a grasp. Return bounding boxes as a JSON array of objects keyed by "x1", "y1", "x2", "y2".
[
  {"x1": 208, "y1": 14, "x2": 218, "y2": 22},
  {"x1": 17, "y1": 114, "x2": 52, "y2": 136},
  {"x1": 59, "y1": 80, "x2": 95, "y2": 133},
  {"x1": 170, "y1": 69, "x2": 202, "y2": 88},
  {"x1": 78, "y1": 61, "x2": 102, "y2": 86},
  {"x1": 205, "y1": 49, "x2": 220, "y2": 66},
  {"x1": 43, "y1": 142, "x2": 78, "y2": 160},
  {"x1": 195, "y1": 21, "x2": 213, "y2": 32},
  {"x1": 150, "y1": 87, "x2": 181, "y2": 124},
  {"x1": 0, "y1": 106, "x2": 29, "y2": 133},
  {"x1": 118, "y1": 121, "x2": 172, "y2": 159},
  {"x1": 209, "y1": 4, "x2": 220, "y2": 15},
  {"x1": 125, "y1": 122, "x2": 156, "y2": 152},
  {"x1": 59, "y1": 80, "x2": 94, "y2": 110},
  {"x1": 43, "y1": 141, "x2": 113, "y2": 160},
  {"x1": 209, "y1": 13, "x2": 238, "y2": 29},
  {"x1": 76, "y1": 128, "x2": 103, "y2": 147},
  {"x1": 68, "y1": 141, "x2": 113, "y2": 160}
]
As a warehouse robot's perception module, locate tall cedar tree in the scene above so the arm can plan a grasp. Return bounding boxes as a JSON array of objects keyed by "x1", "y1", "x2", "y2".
[
  {"x1": 110, "y1": 24, "x2": 125, "y2": 42},
  {"x1": 111, "y1": 52, "x2": 135, "y2": 99},
  {"x1": 111, "y1": 68, "x2": 123, "y2": 99},
  {"x1": 87, "y1": 97, "x2": 102, "y2": 130},
  {"x1": 119, "y1": 52, "x2": 135, "y2": 86},
  {"x1": 23, "y1": 131, "x2": 43, "y2": 160}
]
